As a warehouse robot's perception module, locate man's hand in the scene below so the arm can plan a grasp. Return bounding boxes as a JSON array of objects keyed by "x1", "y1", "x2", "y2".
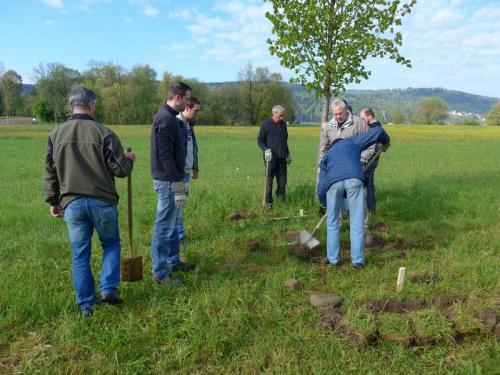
[
  {"x1": 124, "y1": 148, "x2": 136, "y2": 162},
  {"x1": 264, "y1": 149, "x2": 272, "y2": 162},
  {"x1": 192, "y1": 170, "x2": 199, "y2": 180},
  {"x1": 50, "y1": 205, "x2": 64, "y2": 218},
  {"x1": 171, "y1": 181, "x2": 186, "y2": 209},
  {"x1": 381, "y1": 143, "x2": 391, "y2": 152},
  {"x1": 286, "y1": 153, "x2": 292, "y2": 165}
]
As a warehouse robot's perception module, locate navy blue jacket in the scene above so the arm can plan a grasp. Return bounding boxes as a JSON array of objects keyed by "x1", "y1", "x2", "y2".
[
  {"x1": 150, "y1": 105, "x2": 185, "y2": 182},
  {"x1": 317, "y1": 126, "x2": 390, "y2": 206}
]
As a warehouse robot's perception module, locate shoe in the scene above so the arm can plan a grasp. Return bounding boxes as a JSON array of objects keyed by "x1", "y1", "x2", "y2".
[
  {"x1": 327, "y1": 261, "x2": 341, "y2": 268},
  {"x1": 172, "y1": 261, "x2": 195, "y2": 272},
  {"x1": 153, "y1": 275, "x2": 184, "y2": 285},
  {"x1": 80, "y1": 305, "x2": 94, "y2": 317},
  {"x1": 352, "y1": 263, "x2": 365, "y2": 269},
  {"x1": 99, "y1": 293, "x2": 123, "y2": 305}
]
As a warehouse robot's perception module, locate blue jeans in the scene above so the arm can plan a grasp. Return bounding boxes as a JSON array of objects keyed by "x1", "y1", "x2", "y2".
[
  {"x1": 150, "y1": 180, "x2": 180, "y2": 278},
  {"x1": 326, "y1": 178, "x2": 365, "y2": 265},
  {"x1": 175, "y1": 172, "x2": 191, "y2": 241},
  {"x1": 63, "y1": 197, "x2": 121, "y2": 310},
  {"x1": 364, "y1": 164, "x2": 377, "y2": 213}
]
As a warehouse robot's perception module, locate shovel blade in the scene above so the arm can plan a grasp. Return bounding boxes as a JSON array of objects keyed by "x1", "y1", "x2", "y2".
[
  {"x1": 121, "y1": 256, "x2": 143, "y2": 282},
  {"x1": 295, "y1": 230, "x2": 320, "y2": 250}
]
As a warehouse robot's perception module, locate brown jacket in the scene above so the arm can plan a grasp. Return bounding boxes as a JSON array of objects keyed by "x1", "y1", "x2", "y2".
[{"x1": 43, "y1": 114, "x2": 133, "y2": 209}]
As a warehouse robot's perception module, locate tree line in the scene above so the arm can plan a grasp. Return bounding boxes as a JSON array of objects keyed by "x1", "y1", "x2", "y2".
[{"x1": 0, "y1": 62, "x2": 295, "y2": 126}]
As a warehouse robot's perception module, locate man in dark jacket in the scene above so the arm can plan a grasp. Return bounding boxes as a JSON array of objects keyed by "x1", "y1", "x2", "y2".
[
  {"x1": 257, "y1": 105, "x2": 291, "y2": 210},
  {"x1": 150, "y1": 82, "x2": 192, "y2": 284},
  {"x1": 43, "y1": 85, "x2": 135, "y2": 316},
  {"x1": 317, "y1": 126, "x2": 390, "y2": 269}
]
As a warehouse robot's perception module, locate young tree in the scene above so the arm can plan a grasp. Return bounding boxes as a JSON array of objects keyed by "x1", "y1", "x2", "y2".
[
  {"x1": 265, "y1": 0, "x2": 416, "y2": 123},
  {"x1": 238, "y1": 63, "x2": 271, "y2": 125},
  {"x1": 34, "y1": 63, "x2": 81, "y2": 124},
  {"x1": 125, "y1": 64, "x2": 158, "y2": 124},
  {"x1": 0, "y1": 68, "x2": 23, "y2": 118},
  {"x1": 391, "y1": 108, "x2": 406, "y2": 124},
  {"x1": 485, "y1": 102, "x2": 500, "y2": 126},
  {"x1": 414, "y1": 97, "x2": 449, "y2": 124}
]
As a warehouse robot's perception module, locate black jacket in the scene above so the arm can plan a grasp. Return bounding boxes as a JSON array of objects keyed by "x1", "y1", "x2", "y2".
[
  {"x1": 150, "y1": 105, "x2": 185, "y2": 182},
  {"x1": 257, "y1": 119, "x2": 290, "y2": 159}
]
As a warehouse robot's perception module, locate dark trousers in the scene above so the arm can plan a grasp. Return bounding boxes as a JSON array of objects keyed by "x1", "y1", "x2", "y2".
[
  {"x1": 264, "y1": 158, "x2": 287, "y2": 204},
  {"x1": 364, "y1": 164, "x2": 377, "y2": 213}
]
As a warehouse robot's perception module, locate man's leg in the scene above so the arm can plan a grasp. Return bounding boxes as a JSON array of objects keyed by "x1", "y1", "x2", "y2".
[
  {"x1": 365, "y1": 166, "x2": 376, "y2": 213},
  {"x1": 63, "y1": 197, "x2": 96, "y2": 313},
  {"x1": 265, "y1": 159, "x2": 276, "y2": 208},
  {"x1": 175, "y1": 172, "x2": 190, "y2": 241},
  {"x1": 150, "y1": 180, "x2": 179, "y2": 280},
  {"x1": 345, "y1": 178, "x2": 366, "y2": 266},
  {"x1": 276, "y1": 159, "x2": 287, "y2": 201},
  {"x1": 326, "y1": 181, "x2": 345, "y2": 265},
  {"x1": 88, "y1": 198, "x2": 121, "y2": 298}
]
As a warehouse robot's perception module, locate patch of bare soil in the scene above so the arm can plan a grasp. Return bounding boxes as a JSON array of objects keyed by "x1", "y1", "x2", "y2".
[
  {"x1": 382, "y1": 238, "x2": 406, "y2": 251},
  {"x1": 284, "y1": 231, "x2": 298, "y2": 240},
  {"x1": 228, "y1": 209, "x2": 249, "y2": 221},
  {"x1": 360, "y1": 299, "x2": 427, "y2": 314},
  {"x1": 410, "y1": 271, "x2": 441, "y2": 284}
]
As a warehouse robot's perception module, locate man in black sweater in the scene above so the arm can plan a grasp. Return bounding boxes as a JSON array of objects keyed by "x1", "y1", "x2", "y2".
[
  {"x1": 257, "y1": 105, "x2": 291, "y2": 210},
  {"x1": 150, "y1": 82, "x2": 192, "y2": 285}
]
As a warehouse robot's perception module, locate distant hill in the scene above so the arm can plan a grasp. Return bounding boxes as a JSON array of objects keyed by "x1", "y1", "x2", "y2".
[{"x1": 22, "y1": 82, "x2": 498, "y2": 123}]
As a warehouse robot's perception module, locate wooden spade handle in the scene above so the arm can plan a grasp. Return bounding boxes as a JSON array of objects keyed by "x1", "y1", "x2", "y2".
[{"x1": 127, "y1": 148, "x2": 133, "y2": 257}]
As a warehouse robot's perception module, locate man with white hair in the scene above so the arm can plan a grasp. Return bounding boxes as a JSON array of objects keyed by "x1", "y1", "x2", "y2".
[{"x1": 257, "y1": 105, "x2": 291, "y2": 210}]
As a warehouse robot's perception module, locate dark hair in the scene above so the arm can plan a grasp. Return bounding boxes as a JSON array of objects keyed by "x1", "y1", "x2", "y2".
[
  {"x1": 361, "y1": 107, "x2": 375, "y2": 118},
  {"x1": 68, "y1": 85, "x2": 96, "y2": 108},
  {"x1": 342, "y1": 99, "x2": 352, "y2": 114},
  {"x1": 167, "y1": 82, "x2": 192, "y2": 100},
  {"x1": 186, "y1": 96, "x2": 201, "y2": 109}
]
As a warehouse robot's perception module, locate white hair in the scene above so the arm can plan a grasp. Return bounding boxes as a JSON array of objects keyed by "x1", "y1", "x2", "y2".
[
  {"x1": 330, "y1": 99, "x2": 346, "y2": 110},
  {"x1": 272, "y1": 105, "x2": 285, "y2": 114}
]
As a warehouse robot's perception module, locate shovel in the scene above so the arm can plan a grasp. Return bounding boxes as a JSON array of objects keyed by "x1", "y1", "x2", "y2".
[
  {"x1": 262, "y1": 159, "x2": 270, "y2": 209},
  {"x1": 294, "y1": 147, "x2": 387, "y2": 250},
  {"x1": 121, "y1": 157, "x2": 143, "y2": 282}
]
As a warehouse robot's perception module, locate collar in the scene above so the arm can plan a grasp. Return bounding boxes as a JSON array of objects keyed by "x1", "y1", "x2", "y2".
[
  {"x1": 70, "y1": 113, "x2": 95, "y2": 121},
  {"x1": 271, "y1": 118, "x2": 282, "y2": 127},
  {"x1": 165, "y1": 104, "x2": 179, "y2": 116}
]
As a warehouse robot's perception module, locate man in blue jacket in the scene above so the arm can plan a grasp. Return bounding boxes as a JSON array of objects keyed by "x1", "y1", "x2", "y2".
[
  {"x1": 150, "y1": 82, "x2": 191, "y2": 285},
  {"x1": 317, "y1": 126, "x2": 390, "y2": 268}
]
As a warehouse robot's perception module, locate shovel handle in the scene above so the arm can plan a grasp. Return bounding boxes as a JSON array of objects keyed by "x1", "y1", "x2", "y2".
[
  {"x1": 310, "y1": 213, "x2": 327, "y2": 238},
  {"x1": 262, "y1": 160, "x2": 270, "y2": 208},
  {"x1": 127, "y1": 148, "x2": 133, "y2": 257}
]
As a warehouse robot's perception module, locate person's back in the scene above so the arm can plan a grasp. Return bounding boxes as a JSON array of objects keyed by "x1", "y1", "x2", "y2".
[{"x1": 46, "y1": 115, "x2": 130, "y2": 209}]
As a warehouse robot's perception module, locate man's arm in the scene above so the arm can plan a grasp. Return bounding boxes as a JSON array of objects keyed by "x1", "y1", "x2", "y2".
[
  {"x1": 257, "y1": 124, "x2": 268, "y2": 151},
  {"x1": 43, "y1": 136, "x2": 60, "y2": 205},
  {"x1": 104, "y1": 133, "x2": 134, "y2": 178}
]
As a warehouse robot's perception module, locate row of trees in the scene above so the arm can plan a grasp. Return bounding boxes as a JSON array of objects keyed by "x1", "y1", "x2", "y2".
[{"x1": 0, "y1": 62, "x2": 295, "y2": 125}]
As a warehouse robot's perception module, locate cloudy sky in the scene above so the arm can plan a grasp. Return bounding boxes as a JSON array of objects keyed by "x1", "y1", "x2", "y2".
[{"x1": 2, "y1": 0, "x2": 499, "y2": 97}]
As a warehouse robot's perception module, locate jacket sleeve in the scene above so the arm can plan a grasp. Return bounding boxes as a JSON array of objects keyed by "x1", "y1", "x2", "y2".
[
  {"x1": 316, "y1": 156, "x2": 328, "y2": 206},
  {"x1": 43, "y1": 136, "x2": 60, "y2": 205},
  {"x1": 285, "y1": 124, "x2": 290, "y2": 155},
  {"x1": 355, "y1": 127, "x2": 390, "y2": 151},
  {"x1": 192, "y1": 127, "x2": 199, "y2": 172},
  {"x1": 103, "y1": 132, "x2": 134, "y2": 178},
  {"x1": 257, "y1": 124, "x2": 268, "y2": 151},
  {"x1": 318, "y1": 127, "x2": 331, "y2": 165}
]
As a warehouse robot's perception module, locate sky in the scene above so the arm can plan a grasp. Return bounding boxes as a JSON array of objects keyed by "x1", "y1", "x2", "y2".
[{"x1": 1, "y1": 0, "x2": 499, "y2": 98}]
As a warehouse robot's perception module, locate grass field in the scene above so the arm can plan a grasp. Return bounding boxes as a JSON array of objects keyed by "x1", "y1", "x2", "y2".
[{"x1": 0, "y1": 124, "x2": 499, "y2": 374}]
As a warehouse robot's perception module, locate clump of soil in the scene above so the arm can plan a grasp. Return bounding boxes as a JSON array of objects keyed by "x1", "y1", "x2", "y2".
[
  {"x1": 284, "y1": 279, "x2": 301, "y2": 290},
  {"x1": 382, "y1": 238, "x2": 405, "y2": 251},
  {"x1": 398, "y1": 250, "x2": 409, "y2": 259},
  {"x1": 374, "y1": 222, "x2": 390, "y2": 235},
  {"x1": 366, "y1": 234, "x2": 386, "y2": 249},
  {"x1": 410, "y1": 271, "x2": 441, "y2": 284},
  {"x1": 360, "y1": 299, "x2": 427, "y2": 314},
  {"x1": 246, "y1": 239, "x2": 268, "y2": 253},
  {"x1": 228, "y1": 209, "x2": 249, "y2": 221}
]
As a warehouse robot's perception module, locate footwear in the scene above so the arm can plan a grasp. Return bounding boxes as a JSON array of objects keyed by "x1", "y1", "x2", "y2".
[
  {"x1": 99, "y1": 293, "x2": 123, "y2": 305},
  {"x1": 80, "y1": 305, "x2": 94, "y2": 317},
  {"x1": 153, "y1": 275, "x2": 184, "y2": 285},
  {"x1": 352, "y1": 263, "x2": 365, "y2": 269},
  {"x1": 327, "y1": 261, "x2": 341, "y2": 268},
  {"x1": 171, "y1": 261, "x2": 195, "y2": 272}
]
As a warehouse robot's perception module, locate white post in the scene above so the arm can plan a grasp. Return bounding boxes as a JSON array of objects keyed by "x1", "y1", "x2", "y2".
[{"x1": 396, "y1": 267, "x2": 406, "y2": 292}]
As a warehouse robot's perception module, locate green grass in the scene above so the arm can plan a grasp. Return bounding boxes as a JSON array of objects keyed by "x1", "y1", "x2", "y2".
[{"x1": 0, "y1": 124, "x2": 499, "y2": 373}]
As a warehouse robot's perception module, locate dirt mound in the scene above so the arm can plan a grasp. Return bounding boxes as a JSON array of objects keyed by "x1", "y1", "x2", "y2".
[
  {"x1": 374, "y1": 222, "x2": 390, "y2": 235},
  {"x1": 410, "y1": 271, "x2": 441, "y2": 284},
  {"x1": 246, "y1": 239, "x2": 269, "y2": 253}
]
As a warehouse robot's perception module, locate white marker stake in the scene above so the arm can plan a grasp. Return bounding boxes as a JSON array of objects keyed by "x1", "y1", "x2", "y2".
[
  {"x1": 299, "y1": 209, "x2": 304, "y2": 217},
  {"x1": 396, "y1": 267, "x2": 406, "y2": 292}
]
